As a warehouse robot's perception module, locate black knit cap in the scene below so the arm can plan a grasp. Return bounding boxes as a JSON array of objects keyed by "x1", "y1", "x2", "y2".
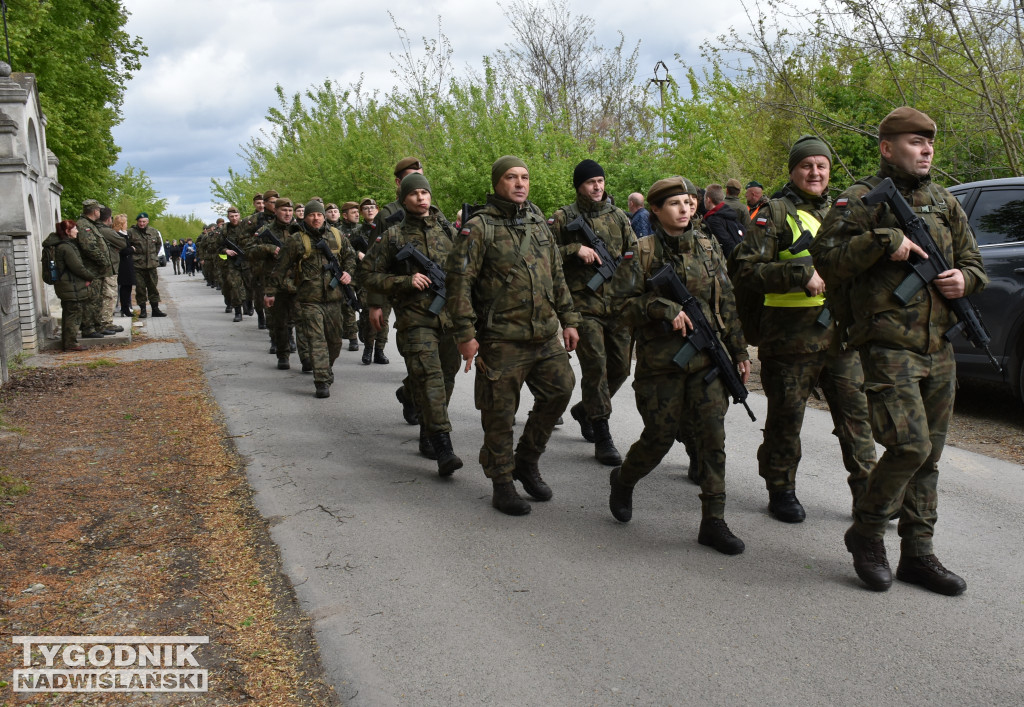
[{"x1": 573, "y1": 159, "x2": 605, "y2": 190}]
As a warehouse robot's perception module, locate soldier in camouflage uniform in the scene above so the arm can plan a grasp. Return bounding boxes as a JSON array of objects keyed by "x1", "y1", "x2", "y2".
[
  {"x1": 445, "y1": 155, "x2": 581, "y2": 516},
  {"x1": 362, "y1": 174, "x2": 464, "y2": 476},
  {"x1": 216, "y1": 207, "x2": 248, "y2": 322},
  {"x1": 253, "y1": 198, "x2": 297, "y2": 367},
  {"x1": 75, "y1": 200, "x2": 115, "y2": 337},
  {"x1": 549, "y1": 159, "x2": 637, "y2": 466},
  {"x1": 607, "y1": 177, "x2": 751, "y2": 555},
  {"x1": 812, "y1": 107, "x2": 986, "y2": 595},
  {"x1": 266, "y1": 200, "x2": 357, "y2": 398},
  {"x1": 335, "y1": 202, "x2": 364, "y2": 351},
  {"x1": 128, "y1": 213, "x2": 166, "y2": 318},
  {"x1": 730, "y1": 136, "x2": 876, "y2": 523},
  {"x1": 241, "y1": 192, "x2": 276, "y2": 330}
]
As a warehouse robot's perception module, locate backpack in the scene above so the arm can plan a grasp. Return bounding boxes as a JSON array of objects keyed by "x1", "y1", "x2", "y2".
[{"x1": 41, "y1": 235, "x2": 60, "y2": 285}]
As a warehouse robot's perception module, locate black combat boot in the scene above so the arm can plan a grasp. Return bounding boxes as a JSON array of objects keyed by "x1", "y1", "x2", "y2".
[
  {"x1": 512, "y1": 456, "x2": 552, "y2": 501},
  {"x1": 698, "y1": 518, "x2": 745, "y2": 555},
  {"x1": 244, "y1": 301, "x2": 254, "y2": 316},
  {"x1": 301, "y1": 360, "x2": 313, "y2": 373},
  {"x1": 314, "y1": 382, "x2": 330, "y2": 398},
  {"x1": 232, "y1": 306, "x2": 243, "y2": 322},
  {"x1": 768, "y1": 489, "x2": 806, "y2": 523},
  {"x1": 844, "y1": 527, "x2": 892, "y2": 591},
  {"x1": 419, "y1": 425, "x2": 438, "y2": 460},
  {"x1": 257, "y1": 311, "x2": 267, "y2": 330},
  {"x1": 374, "y1": 344, "x2": 390, "y2": 364},
  {"x1": 896, "y1": 554, "x2": 966, "y2": 596},
  {"x1": 269, "y1": 341, "x2": 277, "y2": 355},
  {"x1": 348, "y1": 338, "x2": 359, "y2": 351},
  {"x1": 288, "y1": 330, "x2": 297, "y2": 353},
  {"x1": 138, "y1": 303, "x2": 147, "y2": 319},
  {"x1": 277, "y1": 356, "x2": 290, "y2": 371},
  {"x1": 492, "y1": 480, "x2": 531, "y2": 516},
  {"x1": 151, "y1": 304, "x2": 166, "y2": 317},
  {"x1": 608, "y1": 467, "x2": 633, "y2": 522},
  {"x1": 395, "y1": 386, "x2": 419, "y2": 425},
  {"x1": 569, "y1": 401, "x2": 595, "y2": 442},
  {"x1": 361, "y1": 344, "x2": 373, "y2": 365},
  {"x1": 430, "y1": 432, "x2": 463, "y2": 477},
  {"x1": 591, "y1": 418, "x2": 622, "y2": 466},
  {"x1": 225, "y1": 305, "x2": 232, "y2": 313}
]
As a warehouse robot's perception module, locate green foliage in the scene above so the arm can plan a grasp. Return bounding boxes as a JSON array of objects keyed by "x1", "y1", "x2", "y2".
[
  {"x1": 107, "y1": 164, "x2": 168, "y2": 220},
  {"x1": 5, "y1": 0, "x2": 146, "y2": 217},
  {"x1": 152, "y1": 214, "x2": 207, "y2": 245}
]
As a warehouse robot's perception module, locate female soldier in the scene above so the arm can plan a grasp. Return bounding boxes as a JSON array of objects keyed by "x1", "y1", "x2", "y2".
[
  {"x1": 49, "y1": 220, "x2": 97, "y2": 351},
  {"x1": 607, "y1": 177, "x2": 751, "y2": 554}
]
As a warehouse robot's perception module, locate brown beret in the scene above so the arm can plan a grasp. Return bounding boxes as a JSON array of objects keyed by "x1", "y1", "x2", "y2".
[
  {"x1": 341, "y1": 201, "x2": 359, "y2": 211},
  {"x1": 274, "y1": 197, "x2": 293, "y2": 209},
  {"x1": 253, "y1": 193, "x2": 264, "y2": 202},
  {"x1": 647, "y1": 176, "x2": 690, "y2": 206},
  {"x1": 360, "y1": 198, "x2": 377, "y2": 207},
  {"x1": 226, "y1": 206, "x2": 239, "y2": 214},
  {"x1": 262, "y1": 190, "x2": 279, "y2": 201},
  {"x1": 725, "y1": 178, "x2": 742, "y2": 191},
  {"x1": 879, "y1": 107, "x2": 936, "y2": 139},
  {"x1": 324, "y1": 203, "x2": 339, "y2": 211},
  {"x1": 310, "y1": 196, "x2": 324, "y2": 204},
  {"x1": 394, "y1": 157, "x2": 422, "y2": 177}
]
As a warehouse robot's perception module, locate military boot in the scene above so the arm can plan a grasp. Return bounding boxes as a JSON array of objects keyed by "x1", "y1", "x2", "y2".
[
  {"x1": 314, "y1": 382, "x2": 330, "y2": 399},
  {"x1": 430, "y1": 432, "x2": 463, "y2": 477},
  {"x1": 768, "y1": 489, "x2": 806, "y2": 523},
  {"x1": 232, "y1": 306, "x2": 243, "y2": 322},
  {"x1": 570, "y1": 402, "x2": 595, "y2": 442},
  {"x1": 491, "y1": 480, "x2": 531, "y2": 516},
  {"x1": 361, "y1": 344, "x2": 373, "y2": 365},
  {"x1": 257, "y1": 311, "x2": 267, "y2": 329},
  {"x1": 419, "y1": 425, "x2": 438, "y2": 460},
  {"x1": 844, "y1": 527, "x2": 892, "y2": 591},
  {"x1": 374, "y1": 344, "x2": 390, "y2": 364},
  {"x1": 895, "y1": 554, "x2": 966, "y2": 596},
  {"x1": 138, "y1": 303, "x2": 147, "y2": 319},
  {"x1": 244, "y1": 301, "x2": 254, "y2": 316},
  {"x1": 698, "y1": 518, "x2": 745, "y2": 555},
  {"x1": 277, "y1": 356, "x2": 290, "y2": 371},
  {"x1": 348, "y1": 338, "x2": 359, "y2": 351},
  {"x1": 269, "y1": 341, "x2": 277, "y2": 355},
  {"x1": 591, "y1": 418, "x2": 622, "y2": 466},
  {"x1": 301, "y1": 360, "x2": 313, "y2": 373},
  {"x1": 396, "y1": 386, "x2": 420, "y2": 425},
  {"x1": 224, "y1": 305, "x2": 232, "y2": 313},
  {"x1": 512, "y1": 456, "x2": 552, "y2": 501},
  {"x1": 151, "y1": 304, "x2": 167, "y2": 317},
  {"x1": 608, "y1": 467, "x2": 633, "y2": 522}
]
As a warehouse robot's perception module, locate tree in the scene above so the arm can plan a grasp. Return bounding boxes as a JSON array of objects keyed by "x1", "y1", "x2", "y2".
[
  {"x1": 107, "y1": 163, "x2": 167, "y2": 220},
  {"x1": 5, "y1": 0, "x2": 146, "y2": 215}
]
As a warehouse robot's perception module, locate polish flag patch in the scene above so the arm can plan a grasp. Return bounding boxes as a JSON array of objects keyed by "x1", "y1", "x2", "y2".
[
  {"x1": 755, "y1": 216, "x2": 768, "y2": 227},
  {"x1": 836, "y1": 197, "x2": 849, "y2": 208},
  {"x1": 623, "y1": 251, "x2": 634, "y2": 260},
  {"x1": 547, "y1": 218, "x2": 555, "y2": 226},
  {"x1": 460, "y1": 227, "x2": 471, "y2": 237}
]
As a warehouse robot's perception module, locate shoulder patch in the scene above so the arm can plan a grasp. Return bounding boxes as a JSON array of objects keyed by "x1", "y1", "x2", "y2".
[
  {"x1": 755, "y1": 216, "x2": 768, "y2": 227},
  {"x1": 835, "y1": 197, "x2": 849, "y2": 208},
  {"x1": 375, "y1": 235, "x2": 382, "y2": 242},
  {"x1": 460, "y1": 227, "x2": 471, "y2": 237},
  {"x1": 623, "y1": 251, "x2": 634, "y2": 260},
  {"x1": 547, "y1": 218, "x2": 555, "y2": 225}
]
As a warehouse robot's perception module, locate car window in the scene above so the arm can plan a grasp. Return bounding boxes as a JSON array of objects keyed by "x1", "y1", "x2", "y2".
[{"x1": 969, "y1": 188, "x2": 1024, "y2": 246}]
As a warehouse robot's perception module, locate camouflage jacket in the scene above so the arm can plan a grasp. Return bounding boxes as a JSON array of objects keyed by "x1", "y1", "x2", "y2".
[
  {"x1": 725, "y1": 195, "x2": 754, "y2": 233},
  {"x1": 360, "y1": 206, "x2": 455, "y2": 331},
  {"x1": 128, "y1": 225, "x2": 162, "y2": 270},
  {"x1": 730, "y1": 183, "x2": 834, "y2": 356},
  {"x1": 266, "y1": 222, "x2": 357, "y2": 303},
  {"x1": 549, "y1": 193, "x2": 638, "y2": 317},
  {"x1": 610, "y1": 224, "x2": 748, "y2": 381},
  {"x1": 811, "y1": 160, "x2": 988, "y2": 353},
  {"x1": 444, "y1": 194, "x2": 581, "y2": 344},
  {"x1": 98, "y1": 224, "x2": 126, "y2": 275},
  {"x1": 53, "y1": 236, "x2": 96, "y2": 302},
  {"x1": 76, "y1": 216, "x2": 113, "y2": 277},
  {"x1": 216, "y1": 221, "x2": 248, "y2": 270}
]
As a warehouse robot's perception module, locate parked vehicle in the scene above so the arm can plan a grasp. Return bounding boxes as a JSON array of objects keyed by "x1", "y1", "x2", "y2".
[
  {"x1": 156, "y1": 230, "x2": 166, "y2": 267},
  {"x1": 947, "y1": 177, "x2": 1024, "y2": 401}
]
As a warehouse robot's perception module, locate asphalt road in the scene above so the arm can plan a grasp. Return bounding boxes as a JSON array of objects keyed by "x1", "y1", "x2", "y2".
[{"x1": 166, "y1": 274, "x2": 1023, "y2": 706}]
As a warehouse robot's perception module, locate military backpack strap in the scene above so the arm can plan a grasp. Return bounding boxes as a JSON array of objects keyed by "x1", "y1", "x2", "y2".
[{"x1": 477, "y1": 211, "x2": 535, "y2": 334}]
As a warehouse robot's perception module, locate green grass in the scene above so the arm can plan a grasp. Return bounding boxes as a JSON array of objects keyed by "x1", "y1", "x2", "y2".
[
  {"x1": 0, "y1": 473, "x2": 29, "y2": 499},
  {"x1": 85, "y1": 358, "x2": 117, "y2": 369}
]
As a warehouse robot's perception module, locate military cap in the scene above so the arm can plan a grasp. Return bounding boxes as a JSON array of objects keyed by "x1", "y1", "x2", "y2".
[
  {"x1": 304, "y1": 199, "x2": 325, "y2": 215},
  {"x1": 253, "y1": 193, "x2": 264, "y2": 202},
  {"x1": 491, "y1": 155, "x2": 528, "y2": 188},
  {"x1": 879, "y1": 106, "x2": 936, "y2": 139},
  {"x1": 393, "y1": 157, "x2": 422, "y2": 177},
  {"x1": 681, "y1": 177, "x2": 698, "y2": 196},
  {"x1": 136, "y1": 212, "x2": 149, "y2": 220},
  {"x1": 788, "y1": 135, "x2": 833, "y2": 172},
  {"x1": 400, "y1": 173, "x2": 431, "y2": 202},
  {"x1": 310, "y1": 196, "x2": 324, "y2": 204},
  {"x1": 360, "y1": 198, "x2": 376, "y2": 207},
  {"x1": 746, "y1": 180, "x2": 763, "y2": 189},
  {"x1": 341, "y1": 201, "x2": 359, "y2": 211},
  {"x1": 262, "y1": 189, "x2": 279, "y2": 201},
  {"x1": 227, "y1": 206, "x2": 239, "y2": 214},
  {"x1": 324, "y1": 203, "x2": 339, "y2": 211},
  {"x1": 274, "y1": 197, "x2": 293, "y2": 209},
  {"x1": 725, "y1": 178, "x2": 742, "y2": 191},
  {"x1": 82, "y1": 199, "x2": 101, "y2": 210},
  {"x1": 646, "y1": 176, "x2": 690, "y2": 206}
]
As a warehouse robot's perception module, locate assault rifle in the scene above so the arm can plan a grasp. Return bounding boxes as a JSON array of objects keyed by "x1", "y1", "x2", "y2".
[
  {"x1": 861, "y1": 177, "x2": 999, "y2": 371},
  {"x1": 349, "y1": 232, "x2": 369, "y2": 253},
  {"x1": 566, "y1": 216, "x2": 622, "y2": 291},
  {"x1": 314, "y1": 238, "x2": 361, "y2": 312},
  {"x1": 647, "y1": 264, "x2": 756, "y2": 421},
  {"x1": 224, "y1": 238, "x2": 246, "y2": 259},
  {"x1": 395, "y1": 242, "x2": 447, "y2": 315},
  {"x1": 258, "y1": 228, "x2": 283, "y2": 249}
]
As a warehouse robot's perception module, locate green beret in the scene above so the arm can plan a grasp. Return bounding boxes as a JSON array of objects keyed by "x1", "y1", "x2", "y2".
[
  {"x1": 135, "y1": 212, "x2": 149, "y2": 220},
  {"x1": 879, "y1": 106, "x2": 936, "y2": 139},
  {"x1": 788, "y1": 135, "x2": 833, "y2": 172},
  {"x1": 491, "y1": 155, "x2": 528, "y2": 189},
  {"x1": 399, "y1": 173, "x2": 431, "y2": 203}
]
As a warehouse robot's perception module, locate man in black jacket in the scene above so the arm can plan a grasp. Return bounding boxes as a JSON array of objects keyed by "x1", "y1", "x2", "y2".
[{"x1": 702, "y1": 183, "x2": 745, "y2": 256}]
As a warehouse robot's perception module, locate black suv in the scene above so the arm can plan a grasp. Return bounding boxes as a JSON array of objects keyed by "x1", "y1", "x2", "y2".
[{"x1": 948, "y1": 178, "x2": 1024, "y2": 401}]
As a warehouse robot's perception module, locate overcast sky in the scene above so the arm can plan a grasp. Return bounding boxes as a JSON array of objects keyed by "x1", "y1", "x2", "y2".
[{"x1": 111, "y1": 0, "x2": 756, "y2": 222}]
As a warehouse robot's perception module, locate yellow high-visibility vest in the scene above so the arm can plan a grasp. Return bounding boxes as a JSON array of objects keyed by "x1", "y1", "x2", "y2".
[{"x1": 763, "y1": 210, "x2": 825, "y2": 308}]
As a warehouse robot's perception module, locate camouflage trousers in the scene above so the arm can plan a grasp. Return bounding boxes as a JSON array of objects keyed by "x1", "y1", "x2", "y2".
[
  {"x1": 82, "y1": 279, "x2": 103, "y2": 333},
  {"x1": 619, "y1": 366, "x2": 729, "y2": 519},
  {"x1": 100, "y1": 276, "x2": 117, "y2": 329},
  {"x1": 359, "y1": 298, "x2": 390, "y2": 345},
  {"x1": 135, "y1": 267, "x2": 161, "y2": 305},
  {"x1": 60, "y1": 299, "x2": 83, "y2": 348},
  {"x1": 474, "y1": 336, "x2": 575, "y2": 484},
  {"x1": 250, "y1": 271, "x2": 265, "y2": 318},
  {"x1": 267, "y1": 293, "x2": 297, "y2": 359},
  {"x1": 757, "y1": 349, "x2": 875, "y2": 498},
  {"x1": 341, "y1": 300, "x2": 358, "y2": 339},
  {"x1": 853, "y1": 344, "x2": 955, "y2": 557},
  {"x1": 574, "y1": 313, "x2": 632, "y2": 421},
  {"x1": 296, "y1": 301, "x2": 343, "y2": 385},
  {"x1": 396, "y1": 325, "x2": 460, "y2": 434},
  {"x1": 221, "y1": 264, "x2": 245, "y2": 308}
]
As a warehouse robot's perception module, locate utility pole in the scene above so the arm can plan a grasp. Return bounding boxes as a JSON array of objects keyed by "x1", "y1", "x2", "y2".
[{"x1": 647, "y1": 61, "x2": 670, "y2": 144}]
